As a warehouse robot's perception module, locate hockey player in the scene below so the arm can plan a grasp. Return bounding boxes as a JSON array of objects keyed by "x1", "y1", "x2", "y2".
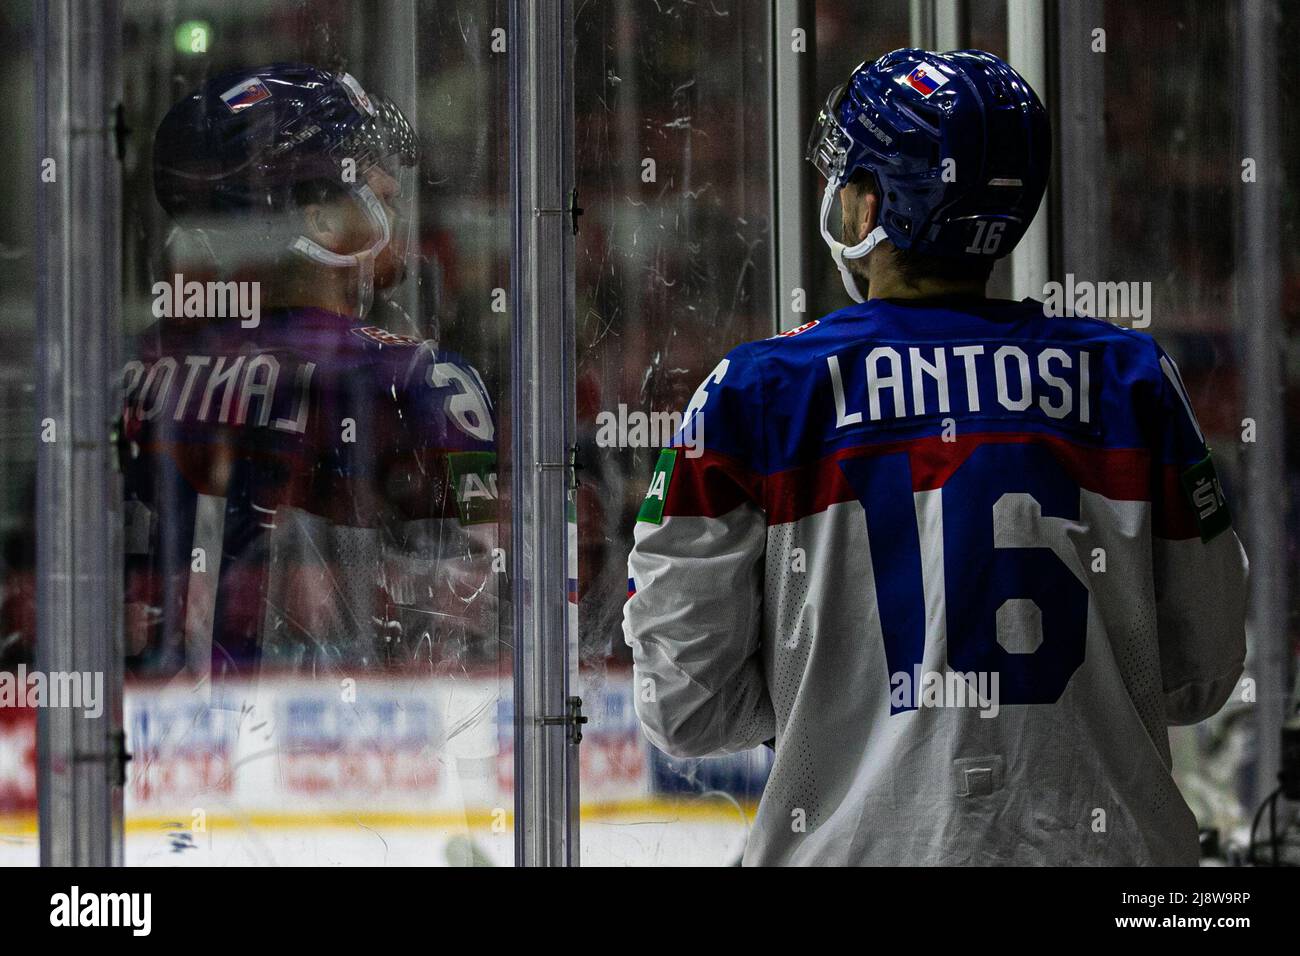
[
  {"x1": 623, "y1": 49, "x2": 1248, "y2": 865},
  {"x1": 126, "y1": 63, "x2": 499, "y2": 686}
]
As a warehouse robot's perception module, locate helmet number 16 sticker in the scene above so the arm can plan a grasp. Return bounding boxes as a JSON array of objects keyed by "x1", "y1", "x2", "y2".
[{"x1": 966, "y1": 220, "x2": 1006, "y2": 255}]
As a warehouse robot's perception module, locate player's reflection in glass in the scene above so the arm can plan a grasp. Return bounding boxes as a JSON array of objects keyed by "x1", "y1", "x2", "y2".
[{"x1": 121, "y1": 64, "x2": 498, "y2": 687}]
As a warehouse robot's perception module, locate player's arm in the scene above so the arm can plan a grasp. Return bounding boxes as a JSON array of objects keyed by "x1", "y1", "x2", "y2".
[
  {"x1": 379, "y1": 350, "x2": 501, "y2": 656},
  {"x1": 1147, "y1": 343, "x2": 1248, "y2": 725},
  {"x1": 622, "y1": 347, "x2": 776, "y2": 758}
]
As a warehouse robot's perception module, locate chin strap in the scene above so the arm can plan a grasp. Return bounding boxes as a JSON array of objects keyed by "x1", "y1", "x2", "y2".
[
  {"x1": 819, "y1": 181, "x2": 888, "y2": 304},
  {"x1": 290, "y1": 183, "x2": 391, "y2": 318}
]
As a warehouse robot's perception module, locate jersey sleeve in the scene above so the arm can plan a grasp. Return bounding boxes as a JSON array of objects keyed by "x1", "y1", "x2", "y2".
[
  {"x1": 375, "y1": 347, "x2": 499, "y2": 525},
  {"x1": 378, "y1": 348, "x2": 501, "y2": 655},
  {"x1": 1146, "y1": 342, "x2": 1248, "y2": 726},
  {"x1": 621, "y1": 345, "x2": 776, "y2": 758}
]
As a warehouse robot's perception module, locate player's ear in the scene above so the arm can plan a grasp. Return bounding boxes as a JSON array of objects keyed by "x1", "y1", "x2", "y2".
[
  {"x1": 301, "y1": 202, "x2": 347, "y2": 252},
  {"x1": 858, "y1": 187, "x2": 880, "y2": 242},
  {"x1": 839, "y1": 178, "x2": 880, "y2": 246}
]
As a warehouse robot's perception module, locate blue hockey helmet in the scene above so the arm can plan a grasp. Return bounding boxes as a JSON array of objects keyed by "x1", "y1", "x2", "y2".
[
  {"x1": 806, "y1": 48, "x2": 1050, "y2": 300},
  {"x1": 153, "y1": 62, "x2": 419, "y2": 313},
  {"x1": 153, "y1": 62, "x2": 417, "y2": 221}
]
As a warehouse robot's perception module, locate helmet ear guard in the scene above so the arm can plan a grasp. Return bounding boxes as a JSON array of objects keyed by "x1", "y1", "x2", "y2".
[
  {"x1": 290, "y1": 181, "x2": 393, "y2": 318},
  {"x1": 288, "y1": 90, "x2": 419, "y2": 317},
  {"x1": 807, "y1": 86, "x2": 889, "y2": 303},
  {"x1": 817, "y1": 181, "x2": 887, "y2": 304}
]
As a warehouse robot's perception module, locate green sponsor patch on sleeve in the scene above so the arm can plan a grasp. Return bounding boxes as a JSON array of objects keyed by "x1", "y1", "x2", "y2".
[
  {"x1": 1180, "y1": 452, "x2": 1230, "y2": 543},
  {"x1": 637, "y1": 448, "x2": 678, "y2": 524},
  {"x1": 446, "y1": 451, "x2": 498, "y2": 525}
]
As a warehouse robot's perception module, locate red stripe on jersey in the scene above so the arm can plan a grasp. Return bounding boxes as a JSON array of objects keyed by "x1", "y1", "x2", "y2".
[
  {"x1": 1154, "y1": 461, "x2": 1200, "y2": 540},
  {"x1": 661, "y1": 433, "x2": 1202, "y2": 540},
  {"x1": 661, "y1": 449, "x2": 763, "y2": 518}
]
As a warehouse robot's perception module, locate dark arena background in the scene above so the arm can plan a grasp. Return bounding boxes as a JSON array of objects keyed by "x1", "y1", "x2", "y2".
[{"x1": 0, "y1": 0, "x2": 1295, "y2": 925}]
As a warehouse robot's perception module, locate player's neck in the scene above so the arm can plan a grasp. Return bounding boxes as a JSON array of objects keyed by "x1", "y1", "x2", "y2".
[
  {"x1": 866, "y1": 269, "x2": 987, "y2": 302},
  {"x1": 261, "y1": 268, "x2": 361, "y2": 317}
]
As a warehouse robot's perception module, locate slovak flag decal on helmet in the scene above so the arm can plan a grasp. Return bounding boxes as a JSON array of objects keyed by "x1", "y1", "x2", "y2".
[
  {"x1": 219, "y1": 77, "x2": 273, "y2": 113},
  {"x1": 903, "y1": 63, "x2": 948, "y2": 97}
]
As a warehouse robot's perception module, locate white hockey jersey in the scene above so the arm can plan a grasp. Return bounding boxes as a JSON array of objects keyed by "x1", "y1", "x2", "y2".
[{"x1": 623, "y1": 296, "x2": 1247, "y2": 865}]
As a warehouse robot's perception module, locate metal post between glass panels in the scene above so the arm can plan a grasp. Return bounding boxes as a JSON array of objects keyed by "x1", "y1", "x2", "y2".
[
  {"x1": 771, "y1": 0, "x2": 812, "y2": 334},
  {"x1": 1007, "y1": 0, "x2": 1049, "y2": 301},
  {"x1": 1237, "y1": 0, "x2": 1288, "y2": 806},
  {"x1": 34, "y1": 0, "x2": 124, "y2": 867},
  {"x1": 1052, "y1": 0, "x2": 1106, "y2": 282},
  {"x1": 910, "y1": 0, "x2": 968, "y2": 51},
  {"x1": 509, "y1": 0, "x2": 579, "y2": 866},
  {"x1": 935, "y1": 0, "x2": 968, "y2": 50}
]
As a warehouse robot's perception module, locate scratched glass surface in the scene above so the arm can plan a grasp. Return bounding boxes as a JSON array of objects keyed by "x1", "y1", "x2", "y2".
[
  {"x1": 572, "y1": 0, "x2": 1300, "y2": 867},
  {"x1": 1095, "y1": 2, "x2": 1297, "y2": 855},
  {"x1": 572, "y1": 0, "x2": 778, "y2": 865},
  {"x1": 3, "y1": 0, "x2": 1295, "y2": 870},
  {"x1": 0, "y1": 1, "x2": 38, "y2": 866},
  {"x1": 117, "y1": 0, "x2": 512, "y2": 866}
]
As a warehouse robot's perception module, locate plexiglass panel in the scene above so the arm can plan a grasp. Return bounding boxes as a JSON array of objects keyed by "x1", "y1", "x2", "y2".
[
  {"x1": 578, "y1": 0, "x2": 1295, "y2": 867},
  {"x1": 117, "y1": 0, "x2": 512, "y2": 866},
  {"x1": 573, "y1": 0, "x2": 776, "y2": 865},
  {"x1": 6, "y1": 0, "x2": 1294, "y2": 870},
  {"x1": 1090, "y1": 1, "x2": 1292, "y2": 860}
]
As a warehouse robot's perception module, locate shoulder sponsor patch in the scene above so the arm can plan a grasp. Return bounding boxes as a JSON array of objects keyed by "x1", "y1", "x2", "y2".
[
  {"x1": 447, "y1": 451, "x2": 498, "y2": 525},
  {"x1": 351, "y1": 325, "x2": 424, "y2": 347},
  {"x1": 637, "y1": 448, "x2": 677, "y2": 524},
  {"x1": 1180, "y1": 452, "x2": 1231, "y2": 542}
]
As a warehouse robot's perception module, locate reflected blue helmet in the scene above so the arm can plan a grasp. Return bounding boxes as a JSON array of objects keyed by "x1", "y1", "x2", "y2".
[
  {"x1": 806, "y1": 48, "x2": 1050, "y2": 299},
  {"x1": 152, "y1": 62, "x2": 419, "y2": 315},
  {"x1": 153, "y1": 61, "x2": 417, "y2": 222}
]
